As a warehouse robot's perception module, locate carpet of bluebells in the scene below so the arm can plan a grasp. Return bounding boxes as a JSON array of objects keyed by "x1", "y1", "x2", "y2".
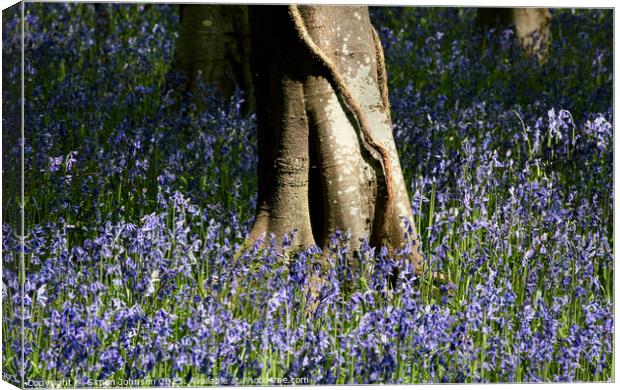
[{"x1": 2, "y1": 3, "x2": 613, "y2": 385}]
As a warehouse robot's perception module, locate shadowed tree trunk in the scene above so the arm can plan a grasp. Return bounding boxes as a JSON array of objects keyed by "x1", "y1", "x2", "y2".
[
  {"x1": 477, "y1": 7, "x2": 551, "y2": 62},
  {"x1": 93, "y1": 3, "x2": 109, "y2": 37},
  {"x1": 248, "y1": 5, "x2": 423, "y2": 272},
  {"x1": 172, "y1": 4, "x2": 253, "y2": 111}
]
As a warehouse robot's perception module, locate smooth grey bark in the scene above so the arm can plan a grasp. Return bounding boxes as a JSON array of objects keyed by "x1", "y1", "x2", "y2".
[
  {"x1": 477, "y1": 8, "x2": 552, "y2": 62},
  {"x1": 248, "y1": 5, "x2": 423, "y2": 272},
  {"x1": 172, "y1": 4, "x2": 253, "y2": 110}
]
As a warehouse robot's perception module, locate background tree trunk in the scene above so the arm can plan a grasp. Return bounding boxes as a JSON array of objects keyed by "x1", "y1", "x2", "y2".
[
  {"x1": 248, "y1": 5, "x2": 422, "y2": 272},
  {"x1": 172, "y1": 4, "x2": 254, "y2": 111},
  {"x1": 477, "y1": 8, "x2": 552, "y2": 62},
  {"x1": 93, "y1": 3, "x2": 109, "y2": 38}
]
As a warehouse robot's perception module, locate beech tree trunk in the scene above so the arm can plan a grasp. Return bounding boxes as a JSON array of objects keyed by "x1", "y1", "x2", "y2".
[
  {"x1": 248, "y1": 5, "x2": 422, "y2": 272},
  {"x1": 172, "y1": 4, "x2": 253, "y2": 110},
  {"x1": 477, "y1": 8, "x2": 552, "y2": 62}
]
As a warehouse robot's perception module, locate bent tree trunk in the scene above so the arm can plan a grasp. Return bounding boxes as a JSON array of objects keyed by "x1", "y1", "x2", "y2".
[
  {"x1": 477, "y1": 8, "x2": 552, "y2": 62},
  {"x1": 248, "y1": 5, "x2": 422, "y2": 272}
]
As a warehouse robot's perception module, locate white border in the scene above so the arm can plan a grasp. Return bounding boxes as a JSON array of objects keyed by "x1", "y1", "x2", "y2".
[{"x1": 0, "y1": 1, "x2": 616, "y2": 390}]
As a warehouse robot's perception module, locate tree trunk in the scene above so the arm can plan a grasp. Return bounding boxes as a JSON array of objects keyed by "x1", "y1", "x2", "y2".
[
  {"x1": 172, "y1": 4, "x2": 254, "y2": 111},
  {"x1": 93, "y1": 3, "x2": 109, "y2": 38},
  {"x1": 477, "y1": 8, "x2": 552, "y2": 62},
  {"x1": 248, "y1": 5, "x2": 422, "y2": 272}
]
